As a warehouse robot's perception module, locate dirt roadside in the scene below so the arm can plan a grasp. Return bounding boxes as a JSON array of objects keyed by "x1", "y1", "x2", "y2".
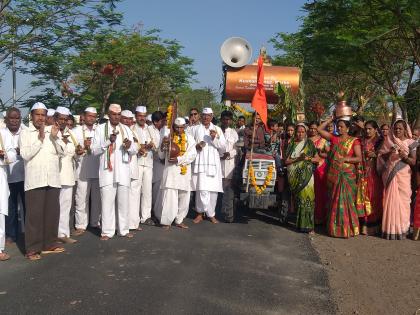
[{"x1": 311, "y1": 232, "x2": 420, "y2": 315}]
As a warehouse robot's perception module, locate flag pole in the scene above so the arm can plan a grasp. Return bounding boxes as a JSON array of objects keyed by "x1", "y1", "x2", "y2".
[{"x1": 246, "y1": 113, "x2": 258, "y2": 193}]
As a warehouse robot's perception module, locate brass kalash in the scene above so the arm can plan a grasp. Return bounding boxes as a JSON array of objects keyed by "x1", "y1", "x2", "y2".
[{"x1": 220, "y1": 37, "x2": 301, "y2": 219}]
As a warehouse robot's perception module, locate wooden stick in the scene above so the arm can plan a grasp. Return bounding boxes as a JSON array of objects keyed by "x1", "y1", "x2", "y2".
[{"x1": 246, "y1": 113, "x2": 258, "y2": 193}]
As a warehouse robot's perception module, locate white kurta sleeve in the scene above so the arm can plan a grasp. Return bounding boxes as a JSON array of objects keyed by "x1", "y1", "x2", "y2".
[
  {"x1": 177, "y1": 135, "x2": 197, "y2": 165},
  {"x1": 19, "y1": 130, "x2": 43, "y2": 161},
  {"x1": 229, "y1": 130, "x2": 239, "y2": 158},
  {"x1": 211, "y1": 127, "x2": 226, "y2": 152},
  {"x1": 0, "y1": 132, "x2": 16, "y2": 165},
  {"x1": 92, "y1": 126, "x2": 111, "y2": 156},
  {"x1": 52, "y1": 137, "x2": 66, "y2": 157}
]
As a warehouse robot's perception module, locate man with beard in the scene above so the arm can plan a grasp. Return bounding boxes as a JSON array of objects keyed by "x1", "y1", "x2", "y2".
[
  {"x1": 189, "y1": 107, "x2": 226, "y2": 224},
  {"x1": 55, "y1": 107, "x2": 77, "y2": 244},
  {"x1": 73, "y1": 107, "x2": 101, "y2": 236},
  {"x1": 19, "y1": 102, "x2": 66, "y2": 260},
  {"x1": 92, "y1": 104, "x2": 136, "y2": 240},
  {"x1": 130, "y1": 106, "x2": 154, "y2": 228},
  {"x1": 4, "y1": 108, "x2": 26, "y2": 245}
]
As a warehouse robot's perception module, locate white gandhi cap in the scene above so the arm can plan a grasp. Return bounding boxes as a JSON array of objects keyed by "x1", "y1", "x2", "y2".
[
  {"x1": 135, "y1": 106, "x2": 147, "y2": 114},
  {"x1": 56, "y1": 106, "x2": 70, "y2": 116},
  {"x1": 202, "y1": 107, "x2": 213, "y2": 114},
  {"x1": 174, "y1": 117, "x2": 186, "y2": 126},
  {"x1": 121, "y1": 110, "x2": 134, "y2": 118},
  {"x1": 31, "y1": 102, "x2": 47, "y2": 112},
  {"x1": 85, "y1": 107, "x2": 97, "y2": 114}
]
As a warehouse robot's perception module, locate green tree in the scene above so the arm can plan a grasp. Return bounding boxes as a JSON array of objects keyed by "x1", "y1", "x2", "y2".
[
  {"x1": 0, "y1": 0, "x2": 122, "y2": 107},
  {"x1": 271, "y1": 0, "x2": 419, "y2": 123},
  {"x1": 43, "y1": 30, "x2": 197, "y2": 115}
]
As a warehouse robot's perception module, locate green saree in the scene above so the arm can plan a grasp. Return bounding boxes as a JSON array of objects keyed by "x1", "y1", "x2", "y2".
[{"x1": 286, "y1": 139, "x2": 316, "y2": 232}]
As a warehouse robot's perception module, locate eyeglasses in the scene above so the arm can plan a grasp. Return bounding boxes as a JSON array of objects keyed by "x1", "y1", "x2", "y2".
[{"x1": 190, "y1": 112, "x2": 198, "y2": 116}]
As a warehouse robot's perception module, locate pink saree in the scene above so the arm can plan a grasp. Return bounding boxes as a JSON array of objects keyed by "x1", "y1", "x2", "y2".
[{"x1": 377, "y1": 122, "x2": 416, "y2": 240}]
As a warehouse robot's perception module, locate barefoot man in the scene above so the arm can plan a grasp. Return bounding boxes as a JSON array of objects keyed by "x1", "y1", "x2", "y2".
[
  {"x1": 157, "y1": 117, "x2": 196, "y2": 229},
  {"x1": 189, "y1": 107, "x2": 226, "y2": 224}
]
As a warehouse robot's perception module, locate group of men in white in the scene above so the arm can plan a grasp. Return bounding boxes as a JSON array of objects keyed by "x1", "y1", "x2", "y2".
[{"x1": 0, "y1": 101, "x2": 239, "y2": 261}]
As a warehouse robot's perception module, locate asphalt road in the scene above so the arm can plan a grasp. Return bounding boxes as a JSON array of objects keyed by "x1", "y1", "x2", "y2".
[{"x1": 0, "y1": 212, "x2": 336, "y2": 315}]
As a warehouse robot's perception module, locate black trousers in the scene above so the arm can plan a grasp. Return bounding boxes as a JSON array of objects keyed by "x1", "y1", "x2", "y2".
[
  {"x1": 25, "y1": 186, "x2": 60, "y2": 253},
  {"x1": 6, "y1": 181, "x2": 26, "y2": 241}
]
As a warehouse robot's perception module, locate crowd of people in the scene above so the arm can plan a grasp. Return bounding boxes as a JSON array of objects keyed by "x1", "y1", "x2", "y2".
[{"x1": 0, "y1": 102, "x2": 419, "y2": 262}]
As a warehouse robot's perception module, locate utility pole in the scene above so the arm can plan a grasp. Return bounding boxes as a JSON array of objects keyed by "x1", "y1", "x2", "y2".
[{"x1": 12, "y1": 25, "x2": 17, "y2": 107}]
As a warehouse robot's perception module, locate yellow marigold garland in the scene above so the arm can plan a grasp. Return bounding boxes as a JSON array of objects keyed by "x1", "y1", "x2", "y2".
[
  {"x1": 232, "y1": 103, "x2": 252, "y2": 117},
  {"x1": 166, "y1": 104, "x2": 173, "y2": 129},
  {"x1": 173, "y1": 132, "x2": 187, "y2": 175},
  {"x1": 248, "y1": 164, "x2": 274, "y2": 195}
]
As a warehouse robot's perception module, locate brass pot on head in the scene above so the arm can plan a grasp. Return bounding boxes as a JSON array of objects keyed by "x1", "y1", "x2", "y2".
[
  {"x1": 220, "y1": 37, "x2": 252, "y2": 68},
  {"x1": 334, "y1": 100, "x2": 353, "y2": 121}
]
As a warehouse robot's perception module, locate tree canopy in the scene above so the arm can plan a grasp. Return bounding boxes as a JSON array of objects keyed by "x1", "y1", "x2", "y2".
[{"x1": 271, "y1": 0, "x2": 419, "y2": 124}]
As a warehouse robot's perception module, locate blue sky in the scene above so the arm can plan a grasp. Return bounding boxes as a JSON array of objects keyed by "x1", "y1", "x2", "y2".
[
  {"x1": 120, "y1": 0, "x2": 306, "y2": 92},
  {"x1": 1, "y1": 0, "x2": 306, "y2": 105}
]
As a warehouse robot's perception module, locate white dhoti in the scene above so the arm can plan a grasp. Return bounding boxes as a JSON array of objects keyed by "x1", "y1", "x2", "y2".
[
  {"x1": 159, "y1": 189, "x2": 190, "y2": 226},
  {"x1": 138, "y1": 166, "x2": 153, "y2": 223},
  {"x1": 100, "y1": 183, "x2": 129, "y2": 238},
  {"x1": 58, "y1": 185, "x2": 74, "y2": 238},
  {"x1": 128, "y1": 178, "x2": 140, "y2": 229},
  {"x1": 0, "y1": 214, "x2": 5, "y2": 253},
  {"x1": 75, "y1": 178, "x2": 101, "y2": 229},
  {"x1": 196, "y1": 191, "x2": 218, "y2": 218}
]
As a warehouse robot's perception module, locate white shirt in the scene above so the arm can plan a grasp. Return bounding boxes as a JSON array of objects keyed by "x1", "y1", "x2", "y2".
[
  {"x1": 220, "y1": 127, "x2": 239, "y2": 179},
  {"x1": 131, "y1": 123, "x2": 153, "y2": 168},
  {"x1": 189, "y1": 123, "x2": 226, "y2": 192},
  {"x1": 72, "y1": 124, "x2": 100, "y2": 180},
  {"x1": 159, "y1": 133, "x2": 197, "y2": 191},
  {"x1": 92, "y1": 121, "x2": 137, "y2": 187},
  {"x1": 148, "y1": 124, "x2": 164, "y2": 183},
  {"x1": 19, "y1": 125, "x2": 65, "y2": 191},
  {"x1": 59, "y1": 130, "x2": 76, "y2": 186},
  {"x1": 0, "y1": 128, "x2": 17, "y2": 215},
  {"x1": 4, "y1": 125, "x2": 26, "y2": 183}
]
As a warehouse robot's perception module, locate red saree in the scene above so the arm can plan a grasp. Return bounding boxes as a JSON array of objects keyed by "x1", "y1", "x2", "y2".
[
  {"x1": 357, "y1": 137, "x2": 383, "y2": 235},
  {"x1": 326, "y1": 136, "x2": 360, "y2": 238},
  {"x1": 312, "y1": 137, "x2": 328, "y2": 224},
  {"x1": 413, "y1": 188, "x2": 420, "y2": 240}
]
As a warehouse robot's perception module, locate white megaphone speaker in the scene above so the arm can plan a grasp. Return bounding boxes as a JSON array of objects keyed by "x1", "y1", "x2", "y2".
[{"x1": 220, "y1": 37, "x2": 252, "y2": 68}]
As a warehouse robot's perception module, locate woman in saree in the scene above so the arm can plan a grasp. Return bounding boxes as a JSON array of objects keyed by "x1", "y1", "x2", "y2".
[
  {"x1": 308, "y1": 122, "x2": 330, "y2": 225},
  {"x1": 357, "y1": 120, "x2": 383, "y2": 235},
  {"x1": 285, "y1": 124, "x2": 318, "y2": 233},
  {"x1": 317, "y1": 117, "x2": 362, "y2": 238},
  {"x1": 377, "y1": 120, "x2": 417, "y2": 240}
]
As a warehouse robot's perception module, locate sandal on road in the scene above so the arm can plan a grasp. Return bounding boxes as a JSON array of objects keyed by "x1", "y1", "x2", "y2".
[
  {"x1": 0, "y1": 252, "x2": 10, "y2": 261},
  {"x1": 41, "y1": 246, "x2": 65, "y2": 254},
  {"x1": 25, "y1": 252, "x2": 41, "y2": 261}
]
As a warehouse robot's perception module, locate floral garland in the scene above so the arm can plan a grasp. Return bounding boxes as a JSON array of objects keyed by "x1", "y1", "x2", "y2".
[
  {"x1": 166, "y1": 104, "x2": 173, "y2": 129},
  {"x1": 248, "y1": 164, "x2": 274, "y2": 195},
  {"x1": 173, "y1": 132, "x2": 187, "y2": 175},
  {"x1": 232, "y1": 103, "x2": 252, "y2": 117}
]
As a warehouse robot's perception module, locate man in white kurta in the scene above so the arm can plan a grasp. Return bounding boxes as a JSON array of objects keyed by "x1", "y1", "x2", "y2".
[
  {"x1": 120, "y1": 110, "x2": 140, "y2": 230},
  {"x1": 0, "y1": 126, "x2": 17, "y2": 261},
  {"x1": 148, "y1": 111, "x2": 165, "y2": 207},
  {"x1": 4, "y1": 108, "x2": 26, "y2": 244},
  {"x1": 130, "y1": 106, "x2": 154, "y2": 226},
  {"x1": 190, "y1": 107, "x2": 226, "y2": 224},
  {"x1": 73, "y1": 107, "x2": 101, "y2": 235},
  {"x1": 55, "y1": 107, "x2": 77, "y2": 244},
  {"x1": 92, "y1": 104, "x2": 136, "y2": 240},
  {"x1": 219, "y1": 111, "x2": 239, "y2": 223},
  {"x1": 157, "y1": 117, "x2": 196, "y2": 229}
]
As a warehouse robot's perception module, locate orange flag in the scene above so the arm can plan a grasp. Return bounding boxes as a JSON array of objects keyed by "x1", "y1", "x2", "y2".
[{"x1": 251, "y1": 55, "x2": 267, "y2": 127}]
